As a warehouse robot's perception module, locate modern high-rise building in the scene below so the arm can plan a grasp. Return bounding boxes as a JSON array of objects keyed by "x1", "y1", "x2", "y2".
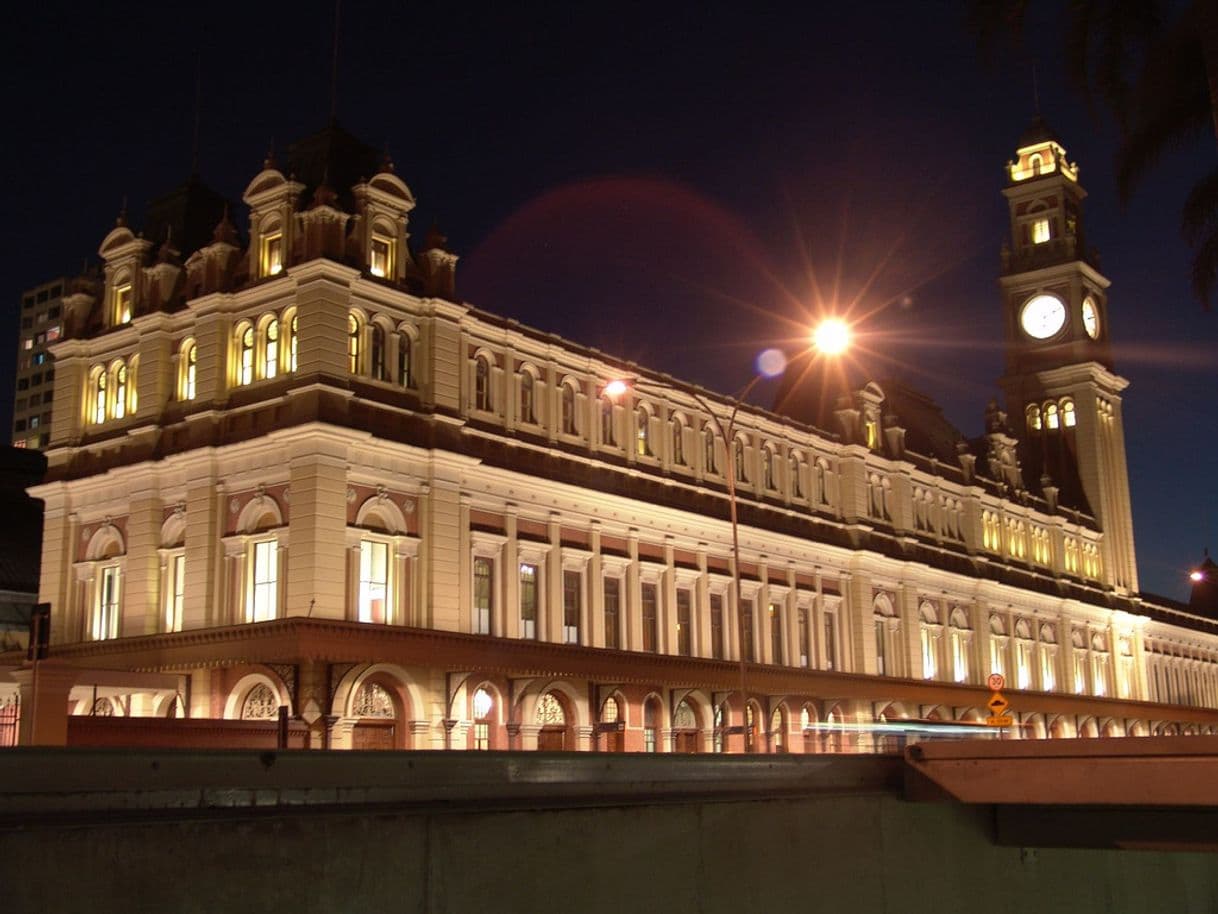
[
  {"x1": 3, "y1": 120, "x2": 1217, "y2": 750},
  {"x1": 11, "y1": 279, "x2": 71, "y2": 449}
]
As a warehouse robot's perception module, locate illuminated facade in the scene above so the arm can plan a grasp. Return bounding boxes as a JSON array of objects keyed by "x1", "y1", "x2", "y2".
[
  {"x1": 5, "y1": 121, "x2": 1218, "y2": 750},
  {"x1": 11, "y1": 278, "x2": 68, "y2": 449}
]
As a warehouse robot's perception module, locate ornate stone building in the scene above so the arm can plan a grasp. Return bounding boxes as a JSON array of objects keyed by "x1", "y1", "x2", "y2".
[{"x1": 5, "y1": 120, "x2": 1218, "y2": 750}]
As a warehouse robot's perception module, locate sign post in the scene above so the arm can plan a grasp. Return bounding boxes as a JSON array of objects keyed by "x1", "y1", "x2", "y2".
[{"x1": 985, "y1": 673, "x2": 1013, "y2": 727}]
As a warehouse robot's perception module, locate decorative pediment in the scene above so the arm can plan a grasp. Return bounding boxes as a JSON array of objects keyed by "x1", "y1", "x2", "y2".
[{"x1": 243, "y1": 167, "x2": 289, "y2": 200}]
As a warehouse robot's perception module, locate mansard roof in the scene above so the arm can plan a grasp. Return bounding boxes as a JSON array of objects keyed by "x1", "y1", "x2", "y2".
[{"x1": 284, "y1": 119, "x2": 382, "y2": 212}]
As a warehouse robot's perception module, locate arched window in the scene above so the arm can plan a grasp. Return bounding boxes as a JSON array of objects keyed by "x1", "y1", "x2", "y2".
[
  {"x1": 286, "y1": 312, "x2": 298, "y2": 373},
  {"x1": 474, "y1": 355, "x2": 492, "y2": 411},
  {"x1": 241, "y1": 683, "x2": 279, "y2": 720},
  {"x1": 348, "y1": 314, "x2": 362, "y2": 374},
  {"x1": 113, "y1": 363, "x2": 128, "y2": 420},
  {"x1": 397, "y1": 330, "x2": 412, "y2": 387},
  {"x1": 179, "y1": 341, "x2": 197, "y2": 401},
  {"x1": 264, "y1": 318, "x2": 280, "y2": 379},
  {"x1": 1061, "y1": 399, "x2": 1076, "y2": 427},
  {"x1": 733, "y1": 437, "x2": 747, "y2": 483},
  {"x1": 670, "y1": 416, "x2": 685, "y2": 465},
  {"x1": 238, "y1": 325, "x2": 255, "y2": 386},
  {"x1": 560, "y1": 383, "x2": 576, "y2": 434},
  {"x1": 919, "y1": 602, "x2": 940, "y2": 680},
  {"x1": 600, "y1": 395, "x2": 616, "y2": 445},
  {"x1": 473, "y1": 686, "x2": 494, "y2": 750},
  {"x1": 92, "y1": 370, "x2": 107, "y2": 424},
  {"x1": 798, "y1": 607, "x2": 809, "y2": 667},
  {"x1": 771, "y1": 707, "x2": 787, "y2": 752},
  {"x1": 762, "y1": 447, "x2": 776, "y2": 490},
  {"x1": 1044, "y1": 402, "x2": 1059, "y2": 430},
  {"x1": 790, "y1": 454, "x2": 804, "y2": 499},
  {"x1": 1030, "y1": 153, "x2": 1043, "y2": 175},
  {"x1": 635, "y1": 405, "x2": 651, "y2": 456},
  {"x1": 1026, "y1": 403, "x2": 1041, "y2": 432},
  {"x1": 519, "y1": 370, "x2": 536, "y2": 424},
  {"x1": 643, "y1": 698, "x2": 660, "y2": 752},
  {"x1": 112, "y1": 279, "x2": 132, "y2": 325},
  {"x1": 370, "y1": 324, "x2": 387, "y2": 381},
  {"x1": 703, "y1": 425, "x2": 717, "y2": 473},
  {"x1": 536, "y1": 692, "x2": 565, "y2": 725},
  {"x1": 949, "y1": 607, "x2": 971, "y2": 683},
  {"x1": 260, "y1": 224, "x2": 284, "y2": 277}
]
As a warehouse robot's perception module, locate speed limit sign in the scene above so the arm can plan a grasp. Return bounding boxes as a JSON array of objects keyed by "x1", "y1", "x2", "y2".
[{"x1": 987, "y1": 673, "x2": 1005, "y2": 691}]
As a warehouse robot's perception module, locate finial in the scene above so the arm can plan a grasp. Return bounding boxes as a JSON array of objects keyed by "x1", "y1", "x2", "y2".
[
  {"x1": 264, "y1": 138, "x2": 277, "y2": 170},
  {"x1": 1032, "y1": 59, "x2": 1040, "y2": 116},
  {"x1": 381, "y1": 142, "x2": 394, "y2": 173},
  {"x1": 116, "y1": 195, "x2": 128, "y2": 227},
  {"x1": 212, "y1": 203, "x2": 237, "y2": 244}
]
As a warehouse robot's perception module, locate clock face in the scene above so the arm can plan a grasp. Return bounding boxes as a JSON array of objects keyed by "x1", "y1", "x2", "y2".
[
  {"x1": 1082, "y1": 297, "x2": 1101, "y2": 339},
  {"x1": 1019, "y1": 293, "x2": 1066, "y2": 339}
]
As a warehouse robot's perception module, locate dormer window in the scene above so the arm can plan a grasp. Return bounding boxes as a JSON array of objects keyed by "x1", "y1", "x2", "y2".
[
  {"x1": 1031, "y1": 218, "x2": 1050, "y2": 244},
  {"x1": 113, "y1": 283, "x2": 132, "y2": 325},
  {"x1": 370, "y1": 235, "x2": 393, "y2": 278},
  {"x1": 261, "y1": 231, "x2": 284, "y2": 277},
  {"x1": 1044, "y1": 402, "x2": 1059, "y2": 430},
  {"x1": 864, "y1": 419, "x2": 879, "y2": 449}
]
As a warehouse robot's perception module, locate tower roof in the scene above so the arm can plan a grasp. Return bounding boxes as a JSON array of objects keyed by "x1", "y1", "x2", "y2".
[
  {"x1": 1017, "y1": 113, "x2": 1060, "y2": 149},
  {"x1": 1189, "y1": 553, "x2": 1218, "y2": 620}
]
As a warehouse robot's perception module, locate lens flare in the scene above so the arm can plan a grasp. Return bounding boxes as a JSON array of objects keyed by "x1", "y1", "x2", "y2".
[
  {"x1": 756, "y1": 348, "x2": 787, "y2": 378},
  {"x1": 603, "y1": 378, "x2": 630, "y2": 398},
  {"x1": 1190, "y1": 570, "x2": 1204, "y2": 582},
  {"x1": 813, "y1": 318, "x2": 851, "y2": 355}
]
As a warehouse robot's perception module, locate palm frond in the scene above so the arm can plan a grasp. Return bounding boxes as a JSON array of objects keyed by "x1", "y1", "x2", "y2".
[
  {"x1": 1181, "y1": 167, "x2": 1218, "y2": 245},
  {"x1": 1190, "y1": 222, "x2": 1218, "y2": 309}
]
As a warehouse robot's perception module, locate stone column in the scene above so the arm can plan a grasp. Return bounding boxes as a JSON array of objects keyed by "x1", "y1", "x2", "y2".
[
  {"x1": 183, "y1": 476, "x2": 222, "y2": 630},
  {"x1": 287, "y1": 442, "x2": 348, "y2": 620},
  {"x1": 588, "y1": 523, "x2": 603, "y2": 647}
]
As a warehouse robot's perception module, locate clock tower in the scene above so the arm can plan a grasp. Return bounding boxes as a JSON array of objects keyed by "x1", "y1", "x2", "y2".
[{"x1": 998, "y1": 116, "x2": 1138, "y2": 594}]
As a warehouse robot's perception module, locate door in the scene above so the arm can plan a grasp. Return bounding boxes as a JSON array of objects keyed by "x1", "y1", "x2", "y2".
[
  {"x1": 352, "y1": 721, "x2": 395, "y2": 750},
  {"x1": 537, "y1": 727, "x2": 566, "y2": 750}
]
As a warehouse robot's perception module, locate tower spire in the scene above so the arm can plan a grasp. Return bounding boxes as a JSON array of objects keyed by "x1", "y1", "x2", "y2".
[
  {"x1": 329, "y1": 0, "x2": 342, "y2": 124},
  {"x1": 191, "y1": 50, "x2": 202, "y2": 177},
  {"x1": 1032, "y1": 58, "x2": 1040, "y2": 115}
]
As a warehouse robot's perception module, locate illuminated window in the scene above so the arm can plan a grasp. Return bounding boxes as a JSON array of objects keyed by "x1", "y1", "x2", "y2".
[
  {"x1": 92, "y1": 371, "x2": 107, "y2": 424},
  {"x1": 287, "y1": 313, "x2": 298, "y2": 373},
  {"x1": 1044, "y1": 402, "x2": 1058, "y2": 429},
  {"x1": 473, "y1": 687, "x2": 493, "y2": 750},
  {"x1": 562, "y1": 570, "x2": 581, "y2": 644},
  {"x1": 473, "y1": 557, "x2": 493, "y2": 635},
  {"x1": 763, "y1": 447, "x2": 776, "y2": 490},
  {"x1": 603, "y1": 576, "x2": 620, "y2": 649},
  {"x1": 1031, "y1": 218, "x2": 1050, "y2": 244},
  {"x1": 180, "y1": 341, "x2": 197, "y2": 400},
  {"x1": 261, "y1": 231, "x2": 284, "y2": 277},
  {"x1": 790, "y1": 455, "x2": 804, "y2": 499},
  {"x1": 358, "y1": 540, "x2": 389, "y2": 623},
  {"x1": 475, "y1": 355, "x2": 492, "y2": 411},
  {"x1": 710, "y1": 593, "x2": 724, "y2": 660},
  {"x1": 643, "y1": 699, "x2": 659, "y2": 753},
  {"x1": 397, "y1": 331, "x2": 412, "y2": 387},
  {"x1": 769, "y1": 602, "x2": 783, "y2": 665},
  {"x1": 600, "y1": 395, "x2": 616, "y2": 445},
  {"x1": 635, "y1": 406, "x2": 651, "y2": 456},
  {"x1": 370, "y1": 324, "x2": 387, "y2": 381},
  {"x1": 370, "y1": 234, "x2": 392, "y2": 278},
  {"x1": 1062, "y1": 399, "x2": 1076, "y2": 427},
  {"x1": 741, "y1": 598, "x2": 755, "y2": 662},
  {"x1": 798, "y1": 607, "x2": 809, "y2": 667},
  {"x1": 165, "y1": 553, "x2": 185, "y2": 633},
  {"x1": 1025, "y1": 403, "x2": 1041, "y2": 432},
  {"x1": 676, "y1": 588, "x2": 692, "y2": 656},
  {"x1": 641, "y1": 582, "x2": 658, "y2": 652},
  {"x1": 519, "y1": 371, "x2": 536, "y2": 424},
  {"x1": 113, "y1": 283, "x2": 132, "y2": 325},
  {"x1": 703, "y1": 425, "x2": 717, "y2": 474},
  {"x1": 519, "y1": 563, "x2": 538, "y2": 639},
  {"x1": 865, "y1": 419, "x2": 879, "y2": 449},
  {"x1": 823, "y1": 612, "x2": 837, "y2": 670},
  {"x1": 348, "y1": 315, "x2": 362, "y2": 374},
  {"x1": 919, "y1": 604, "x2": 939, "y2": 680},
  {"x1": 94, "y1": 565, "x2": 121, "y2": 640},
  {"x1": 264, "y1": 319, "x2": 279, "y2": 379},
  {"x1": 561, "y1": 383, "x2": 576, "y2": 434},
  {"x1": 1029, "y1": 153, "x2": 1043, "y2": 175},
  {"x1": 537, "y1": 693, "x2": 565, "y2": 726},
  {"x1": 733, "y1": 438, "x2": 747, "y2": 483},
  {"x1": 671, "y1": 418, "x2": 685, "y2": 465},
  {"x1": 949, "y1": 610, "x2": 970, "y2": 683},
  {"x1": 249, "y1": 540, "x2": 278, "y2": 622},
  {"x1": 113, "y1": 364, "x2": 128, "y2": 420},
  {"x1": 238, "y1": 325, "x2": 255, "y2": 386}
]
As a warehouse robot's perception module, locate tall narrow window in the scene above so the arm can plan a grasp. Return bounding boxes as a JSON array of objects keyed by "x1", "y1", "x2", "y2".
[
  {"x1": 641, "y1": 582, "x2": 658, "y2": 652},
  {"x1": 561, "y1": 384, "x2": 576, "y2": 434},
  {"x1": 348, "y1": 315, "x2": 361, "y2": 374},
  {"x1": 287, "y1": 313, "x2": 298, "y2": 372},
  {"x1": 370, "y1": 325, "x2": 387, "y2": 381},
  {"x1": 643, "y1": 699, "x2": 659, "y2": 753},
  {"x1": 710, "y1": 593, "x2": 724, "y2": 659},
  {"x1": 562, "y1": 570, "x2": 581, "y2": 644},
  {"x1": 359, "y1": 540, "x2": 389, "y2": 623},
  {"x1": 93, "y1": 372, "x2": 107, "y2": 424},
  {"x1": 261, "y1": 231, "x2": 284, "y2": 276},
  {"x1": 473, "y1": 687, "x2": 493, "y2": 750},
  {"x1": 603, "y1": 577, "x2": 620, "y2": 649},
  {"x1": 398, "y1": 332, "x2": 412, "y2": 387},
  {"x1": 676, "y1": 588, "x2": 692, "y2": 656},
  {"x1": 166, "y1": 553, "x2": 185, "y2": 633},
  {"x1": 1031, "y1": 218, "x2": 1050, "y2": 244},
  {"x1": 95, "y1": 565, "x2": 121, "y2": 640},
  {"x1": 875, "y1": 619, "x2": 887, "y2": 675},
  {"x1": 520, "y1": 372, "x2": 536, "y2": 424},
  {"x1": 473, "y1": 557, "x2": 493, "y2": 635},
  {"x1": 824, "y1": 613, "x2": 837, "y2": 670},
  {"x1": 600, "y1": 396, "x2": 616, "y2": 445},
  {"x1": 519, "y1": 563, "x2": 538, "y2": 639},
  {"x1": 264, "y1": 319, "x2": 279, "y2": 379},
  {"x1": 181, "y1": 343, "x2": 197, "y2": 400},
  {"x1": 635, "y1": 406, "x2": 650, "y2": 456},
  {"x1": 763, "y1": 448, "x2": 776, "y2": 490},
  {"x1": 113, "y1": 283, "x2": 132, "y2": 325},
  {"x1": 798, "y1": 607, "x2": 809, "y2": 667},
  {"x1": 704, "y1": 426, "x2": 717, "y2": 473},
  {"x1": 113, "y1": 364, "x2": 127, "y2": 420},
  {"x1": 370, "y1": 235, "x2": 392, "y2": 278},
  {"x1": 769, "y1": 602, "x2": 783, "y2": 665},
  {"x1": 741, "y1": 598, "x2": 754, "y2": 662},
  {"x1": 671, "y1": 418, "x2": 685, "y2": 465},
  {"x1": 1062, "y1": 399, "x2": 1076, "y2": 427},
  {"x1": 1044, "y1": 402, "x2": 1059, "y2": 430},
  {"x1": 475, "y1": 356, "x2": 492, "y2": 411},
  {"x1": 790, "y1": 456, "x2": 804, "y2": 499},
  {"x1": 733, "y1": 438, "x2": 747, "y2": 483},
  {"x1": 239, "y1": 326, "x2": 255, "y2": 386},
  {"x1": 250, "y1": 540, "x2": 278, "y2": 622}
]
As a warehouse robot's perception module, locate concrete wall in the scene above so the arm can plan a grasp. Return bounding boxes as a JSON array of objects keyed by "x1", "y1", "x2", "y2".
[{"x1": 1, "y1": 751, "x2": 1215, "y2": 914}]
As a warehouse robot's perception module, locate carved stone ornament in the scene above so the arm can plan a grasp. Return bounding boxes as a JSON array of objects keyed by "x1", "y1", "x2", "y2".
[
  {"x1": 402, "y1": 497, "x2": 416, "y2": 515},
  {"x1": 229, "y1": 498, "x2": 240, "y2": 514},
  {"x1": 282, "y1": 486, "x2": 290, "y2": 503}
]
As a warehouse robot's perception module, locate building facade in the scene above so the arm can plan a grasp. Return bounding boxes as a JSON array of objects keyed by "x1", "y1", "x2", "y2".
[
  {"x1": 5, "y1": 122, "x2": 1218, "y2": 751},
  {"x1": 11, "y1": 279, "x2": 69, "y2": 449}
]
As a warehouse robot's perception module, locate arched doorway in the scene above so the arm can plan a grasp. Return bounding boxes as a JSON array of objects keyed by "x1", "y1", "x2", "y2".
[
  {"x1": 672, "y1": 699, "x2": 699, "y2": 753},
  {"x1": 643, "y1": 696, "x2": 662, "y2": 752},
  {"x1": 770, "y1": 705, "x2": 788, "y2": 753},
  {"x1": 800, "y1": 703, "x2": 819, "y2": 754},
  {"x1": 351, "y1": 680, "x2": 398, "y2": 750},
  {"x1": 471, "y1": 685, "x2": 497, "y2": 750},
  {"x1": 745, "y1": 701, "x2": 762, "y2": 753},
  {"x1": 600, "y1": 694, "x2": 624, "y2": 753},
  {"x1": 536, "y1": 691, "x2": 570, "y2": 750}
]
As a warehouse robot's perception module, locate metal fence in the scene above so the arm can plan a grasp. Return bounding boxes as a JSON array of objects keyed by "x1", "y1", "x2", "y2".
[{"x1": 0, "y1": 696, "x2": 19, "y2": 747}]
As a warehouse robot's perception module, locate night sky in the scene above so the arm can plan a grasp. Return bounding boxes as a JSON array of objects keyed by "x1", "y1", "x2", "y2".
[{"x1": 3, "y1": 2, "x2": 1214, "y2": 600}]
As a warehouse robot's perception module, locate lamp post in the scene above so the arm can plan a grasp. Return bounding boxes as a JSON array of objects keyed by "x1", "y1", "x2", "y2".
[{"x1": 605, "y1": 319, "x2": 850, "y2": 752}]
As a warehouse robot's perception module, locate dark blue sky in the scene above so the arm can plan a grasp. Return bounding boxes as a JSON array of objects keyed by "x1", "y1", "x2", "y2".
[{"x1": 3, "y1": 1, "x2": 1214, "y2": 599}]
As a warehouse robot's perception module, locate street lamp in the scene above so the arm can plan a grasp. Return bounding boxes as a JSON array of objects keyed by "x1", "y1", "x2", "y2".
[{"x1": 606, "y1": 324, "x2": 850, "y2": 752}]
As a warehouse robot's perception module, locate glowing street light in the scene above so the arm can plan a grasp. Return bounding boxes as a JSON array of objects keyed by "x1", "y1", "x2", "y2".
[
  {"x1": 1191, "y1": 570, "x2": 1205, "y2": 583},
  {"x1": 812, "y1": 317, "x2": 851, "y2": 356}
]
